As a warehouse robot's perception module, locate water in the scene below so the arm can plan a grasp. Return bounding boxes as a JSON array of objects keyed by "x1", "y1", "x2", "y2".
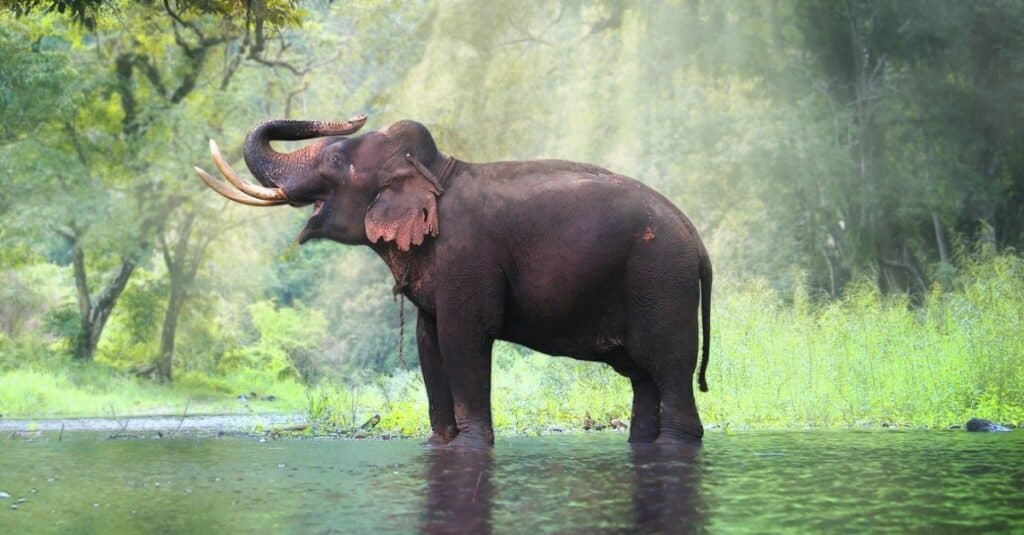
[{"x1": 1, "y1": 430, "x2": 1021, "y2": 533}]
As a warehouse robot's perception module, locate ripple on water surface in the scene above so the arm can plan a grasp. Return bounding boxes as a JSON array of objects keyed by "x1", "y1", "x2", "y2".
[{"x1": 1, "y1": 430, "x2": 1022, "y2": 533}]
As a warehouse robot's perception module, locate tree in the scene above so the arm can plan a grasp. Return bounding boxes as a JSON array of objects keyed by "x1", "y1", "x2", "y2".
[{"x1": 1, "y1": 1, "x2": 304, "y2": 364}]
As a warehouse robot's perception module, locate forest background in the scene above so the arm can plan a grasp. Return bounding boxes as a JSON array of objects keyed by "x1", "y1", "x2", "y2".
[{"x1": 1, "y1": 0, "x2": 1022, "y2": 435}]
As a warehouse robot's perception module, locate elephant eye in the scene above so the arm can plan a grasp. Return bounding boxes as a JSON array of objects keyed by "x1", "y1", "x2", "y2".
[{"x1": 329, "y1": 153, "x2": 342, "y2": 164}]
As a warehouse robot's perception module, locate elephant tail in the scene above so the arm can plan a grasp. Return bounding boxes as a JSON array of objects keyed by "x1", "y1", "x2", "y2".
[{"x1": 698, "y1": 251, "x2": 712, "y2": 392}]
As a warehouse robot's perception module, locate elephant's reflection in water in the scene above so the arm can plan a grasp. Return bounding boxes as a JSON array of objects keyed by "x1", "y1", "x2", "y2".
[
  {"x1": 631, "y1": 443, "x2": 706, "y2": 534},
  {"x1": 420, "y1": 449, "x2": 494, "y2": 534},
  {"x1": 419, "y1": 443, "x2": 704, "y2": 534}
]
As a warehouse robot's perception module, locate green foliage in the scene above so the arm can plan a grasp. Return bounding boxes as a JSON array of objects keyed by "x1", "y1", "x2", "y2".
[
  {"x1": 0, "y1": 365, "x2": 182, "y2": 417},
  {"x1": 248, "y1": 300, "x2": 326, "y2": 353},
  {"x1": 220, "y1": 345, "x2": 300, "y2": 382},
  {"x1": 2, "y1": 254, "x2": 1021, "y2": 429},
  {"x1": 1, "y1": 0, "x2": 302, "y2": 30},
  {"x1": 0, "y1": 264, "x2": 68, "y2": 338},
  {"x1": 0, "y1": 24, "x2": 73, "y2": 140},
  {"x1": 490, "y1": 344, "x2": 632, "y2": 434},
  {"x1": 2, "y1": 0, "x2": 104, "y2": 28},
  {"x1": 42, "y1": 305, "x2": 79, "y2": 347},
  {"x1": 703, "y1": 253, "x2": 1024, "y2": 428},
  {"x1": 3, "y1": 1, "x2": 1024, "y2": 428},
  {"x1": 0, "y1": 365, "x2": 305, "y2": 417},
  {"x1": 95, "y1": 268, "x2": 164, "y2": 369},
  {"x1": 313, "y1": 345, "x2": 635, "y2": 437},
  {"x1": 209, "y1": 300, "x2": 327, "y2": 390},
  {"x1": 0, "y1": 334, "x2": 57, "y2": 373},
  {"x1": 301, "y1": 254, "x2": 1024, "y2": 436}
]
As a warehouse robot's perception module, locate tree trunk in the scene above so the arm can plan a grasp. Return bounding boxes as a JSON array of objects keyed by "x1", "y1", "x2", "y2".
[
  {"x1": 156, "y1": 287, "x2": 184, "y2": 382},
  {"x1": 70, "y1": 236, "x2": 137, "y2": 361},
  {"x1": 154, "y1": 210, "x2": 209, "y2": 382},
  {"x1": 932, "y1": 211, "x2": 950, "y2": 264},
  {"x1": 71, "y1": 239, "x2": 92, "y2": 360}
]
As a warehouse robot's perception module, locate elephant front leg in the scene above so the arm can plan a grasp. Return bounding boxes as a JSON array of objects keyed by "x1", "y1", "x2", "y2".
[
  {"x1": 417, "y1": 311, "x2": 458, "y2": 446},
  {"x1": 443, "y1": 340, "x2": 496, "y2": 449},
  {"x1": 437, "y1": 321, "x2": 496, "y2": 449},
  {"x1": 433, "y1": 268, "x2": 504, "y2": 449}
]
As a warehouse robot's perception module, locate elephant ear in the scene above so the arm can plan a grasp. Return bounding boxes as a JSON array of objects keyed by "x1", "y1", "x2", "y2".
[{"x1": 365, "y1": 162, "x2": 441, "y2": 252}]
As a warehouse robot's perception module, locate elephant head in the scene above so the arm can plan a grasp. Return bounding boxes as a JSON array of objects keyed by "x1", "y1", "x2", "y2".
[{"x1": 195, "y1": 115, "x2": 452, "y2": 251}]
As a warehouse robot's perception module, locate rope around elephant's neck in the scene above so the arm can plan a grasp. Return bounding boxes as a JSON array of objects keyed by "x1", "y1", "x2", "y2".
[
  {"x1": 437, "y1": 155, "x2": 457, "y2": 188},
  {"x1": 397, "y1": 295, "x2": 408, "y2": 372},
  {"x1": 393, "y1": 258, "x2": 411, "y2": 372},
  {"x1": 386, "y1": 155, "x2": 454, "y2": 374}
]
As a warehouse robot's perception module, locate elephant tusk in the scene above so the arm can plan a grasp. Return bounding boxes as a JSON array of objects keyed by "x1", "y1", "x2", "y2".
[
  {"x1": 194, "y1": 166, "x2": 287, "y2": 206},
  {"x1": 209, "y1": 139, "x2": 290, "y2": 201}
]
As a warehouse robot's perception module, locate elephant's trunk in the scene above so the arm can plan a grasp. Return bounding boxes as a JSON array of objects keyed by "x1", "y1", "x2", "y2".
[{"x1": 243, "y1": 116, "x2": 367, "y2": 189}]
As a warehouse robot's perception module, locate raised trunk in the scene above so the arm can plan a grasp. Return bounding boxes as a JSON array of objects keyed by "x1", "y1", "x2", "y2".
[{"x1": 243, "y1": 118, "x2": 366, "y2": 189}]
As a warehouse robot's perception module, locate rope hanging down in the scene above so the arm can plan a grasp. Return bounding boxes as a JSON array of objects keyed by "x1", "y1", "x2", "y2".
[
  {"x1": 397, "y1": 294, "x2": 408, "y2": 372},
  {"x1": 391, "y1": 156, "x2": 458, "y2": 374}
]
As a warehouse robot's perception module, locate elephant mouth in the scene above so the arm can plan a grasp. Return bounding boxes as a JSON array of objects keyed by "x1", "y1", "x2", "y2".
[
  {"x1": 296, "y1": 199, "x2": 328, "y2": 244},
  {"x1": 192, "y1": 136, "x2": 331, "y2": 244}
]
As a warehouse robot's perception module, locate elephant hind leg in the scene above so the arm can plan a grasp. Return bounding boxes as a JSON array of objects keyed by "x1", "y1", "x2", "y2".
[
  {"x1": 608, "y1": 353, "x2": 659, "y2": 443},
  {"x1": 644, "y1": 317, "x2": 703, "y2": 443},
  {"x1": 628, "y1": 372, "x2": 660, "y2": 443},
  {"x1": 624, "y1": 351, "x2": 703, "y2": 444},
  {"x1": 624, "y1": 251, "x2": 704, "y2": 443},
  {"x1": 610, "y1": 350, "x2": 659, "y2": 440},
  {"x1": 653, "y1": 373, "x2": 704, "y2": 444}
]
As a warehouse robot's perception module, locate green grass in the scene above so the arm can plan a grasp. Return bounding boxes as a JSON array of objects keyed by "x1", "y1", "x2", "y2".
[
  {"x1": 0, "y1": 365, "x2": 306, "y2": 418},
  {"x1": 701, "y1": 254, "x2": 1024, "y2": 429},
  {"x1": 305, "y1": 351, "x2": 634, "y2": 437},
  {"x1": 4, "y1": 254, "x2": 1022, "y2": 434},
  {"x1": 309, "y1": 254, "x2": 1024, "y2": 435}
]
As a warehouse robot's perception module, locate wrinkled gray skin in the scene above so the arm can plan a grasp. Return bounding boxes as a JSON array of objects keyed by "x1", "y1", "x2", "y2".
[{"x1": 236, "y1": 118, "x2": 712, "y2": 449}]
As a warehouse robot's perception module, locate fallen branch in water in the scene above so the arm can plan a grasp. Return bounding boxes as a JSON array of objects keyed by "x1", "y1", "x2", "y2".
[
  {"x1": 107, "y1": 405, "x2": 139, "y2": 440},
  {"x1": 167, "y1": 399, "x2": 191, "y2": 438}
]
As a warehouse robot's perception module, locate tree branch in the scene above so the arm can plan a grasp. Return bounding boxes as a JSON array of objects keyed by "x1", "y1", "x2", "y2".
[
  {"x1": 93, "y1": 258, "x2": 136, "y2": 315},
  {"x1": 63, "y1": 121, "x2": 91, "y2": 170},
  {"x1": 67, "y1": 233, "x2": 91, "y2": 320},
  {"x1": 248, "y1": 55, "x2": 306, "y2": 76},
  {"x1": 163, "y1": 0, "x2": 204, "y2": 42},
  {"x1": 135, "y1": 54, "x2": 168, "y2": 98},
  {"x1": 284, "y1": 80, "x2": 309, "y2": 117}
]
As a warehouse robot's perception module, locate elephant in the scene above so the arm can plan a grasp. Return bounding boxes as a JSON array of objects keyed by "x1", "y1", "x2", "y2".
[{"x1": 195, "y1": 115, "x2": 712, "y2": 448}]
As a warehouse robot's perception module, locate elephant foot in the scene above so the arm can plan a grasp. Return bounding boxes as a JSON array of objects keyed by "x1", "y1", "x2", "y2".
[
  {"x1": 424, "y1": 432, "x2": 455, "y2": 447},
  {"x1": 652, "y1": 432, "x2": 703, "y2": 447},
  {"x1": 628, "y1": 426, "x2": 659, "y2": 443},
  {"x1": 446, "y1": 430, "x2": 494, "y2": 450},
  {"x1": 631, "y1": 439, "x2": 702, "y2": 462},
  {"x1": 424, "y1": 425, "x2": 459, "y2": 447}
]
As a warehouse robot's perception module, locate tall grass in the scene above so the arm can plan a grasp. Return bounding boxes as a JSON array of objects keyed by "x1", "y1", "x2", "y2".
[
  {"x1": 0, "y1": 365, "x2": 307, "y2": 418},
  {"x1": 4, "y1": 255, "x2": 1022, "y2": 431},
  {"x1": 0, "y1": 367, "x2": 194, "y2": 417},
  {"x1": 306, "y1": 353, "x2": 634, "y2": 437},
  {"x1": 310, "y1": 253, "x2": 1024, "y2": 434},
  {"x1": 703, "y1": 253, "x2": 1024, "y2": 428}
]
